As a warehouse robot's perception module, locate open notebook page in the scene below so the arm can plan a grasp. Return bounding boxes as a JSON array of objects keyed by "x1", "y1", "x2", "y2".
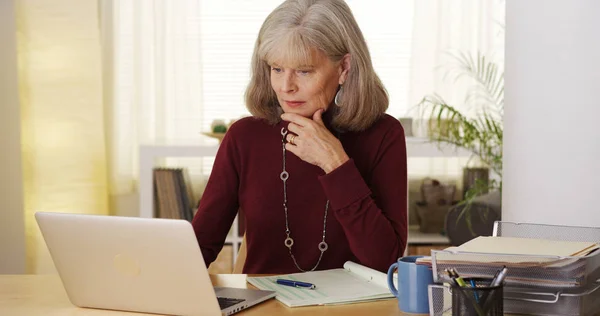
[{"x1": 246, "y1": 262, "x2": 393, "y2": 307}]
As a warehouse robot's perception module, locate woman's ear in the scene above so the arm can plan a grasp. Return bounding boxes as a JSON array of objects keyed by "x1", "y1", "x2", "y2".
[{"x1": 338, "y1": 54, "x2": 351, "y2": 85}]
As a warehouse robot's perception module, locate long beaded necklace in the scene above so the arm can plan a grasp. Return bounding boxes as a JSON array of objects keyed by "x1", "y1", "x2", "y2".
[{"x1": 280, "y1": 127, "x2": 329, "y2": 272}]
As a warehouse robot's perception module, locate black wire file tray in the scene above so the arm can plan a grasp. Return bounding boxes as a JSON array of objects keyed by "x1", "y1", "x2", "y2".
[{"x1": 431, "y1": 221, "x2": 600, "y2": 289}]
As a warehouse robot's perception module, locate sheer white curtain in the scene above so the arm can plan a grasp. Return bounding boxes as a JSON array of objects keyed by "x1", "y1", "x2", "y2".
[
  {"x1": 408, "y1": 0, "x2": 505, "y2": 112},
  {"x1": 406, "y1": 0, "x2": 505, "y2": 178},
  {"x1": 102, "y1": 0, "x2": 208, "y2": 202},
  {"x1": 199, "y1": 0, "x2": 415, "y2": 128},
  {"x1": 403, "y1": 0, "x2": 504, "y2": 226}
]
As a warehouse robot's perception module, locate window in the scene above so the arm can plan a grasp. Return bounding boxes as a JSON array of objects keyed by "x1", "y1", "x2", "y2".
[
  {"x1": 196, "y1": 0, "x2": 415, "y2": 181},
  {"x1": 198, "y1": 0, "x2": 415, "y2": 130},
  {"x1": 108, "y1": 0, "x2": 416, "y2": 198}
]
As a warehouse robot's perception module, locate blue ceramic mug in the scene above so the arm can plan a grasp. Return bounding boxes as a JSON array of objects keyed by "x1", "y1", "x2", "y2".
[{"x1": 387, "y1": 256, "x2": 434, "y2": 314}]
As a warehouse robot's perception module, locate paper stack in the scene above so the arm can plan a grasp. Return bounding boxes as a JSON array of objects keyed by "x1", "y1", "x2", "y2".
[
  {"x1": 455, "y1": 236, "x2": 599, "y2": 257},
  {"x1": 419, "y1": 236, "x2": 600, "y2": 288}
]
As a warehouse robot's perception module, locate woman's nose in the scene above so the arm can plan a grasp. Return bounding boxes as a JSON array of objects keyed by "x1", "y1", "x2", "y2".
[{"x1": 280, "y1": 73, "x2": 297, "y2": 93}]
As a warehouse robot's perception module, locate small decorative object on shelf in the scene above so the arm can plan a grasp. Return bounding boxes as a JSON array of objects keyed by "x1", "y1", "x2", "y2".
[
  {"x1": 211, "y1": 119, "x2": 228, "y2": 133},
  {"x1": 212, "y1": 124, "x2": 227, "y2": 134},
  {"x1": 462, "y1": 167, "x2": 489, "y2": 199},
  {"x1": 415, "y1": 177, "x2": 457, "y2": 234},
  {"x1": 427, "y1": 118, "x2": 456, "y2": 138},
  {"x1": 398, "y1": 117, "x2": 413, "y2": 137},
  {"x1": 202, "y1": 119, "x2": 229, "y2": 143}
]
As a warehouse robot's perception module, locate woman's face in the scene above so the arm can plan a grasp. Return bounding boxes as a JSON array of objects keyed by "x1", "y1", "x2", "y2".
[{"x1": 269, "y1": 49, "x2": 346, "y2": 118}]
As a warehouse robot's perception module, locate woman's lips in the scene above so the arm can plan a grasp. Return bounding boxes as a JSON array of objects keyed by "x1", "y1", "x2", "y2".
[{"x1": 285, "y1": 101, "x2": 305, "y2": 108}]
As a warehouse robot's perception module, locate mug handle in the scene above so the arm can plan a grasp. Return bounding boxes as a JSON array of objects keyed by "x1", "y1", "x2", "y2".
[{"x1": 387, "y1": 262, "x2": 399, "y2": 297}]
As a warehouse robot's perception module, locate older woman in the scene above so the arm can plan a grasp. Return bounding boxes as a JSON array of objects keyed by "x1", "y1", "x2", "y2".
[{"x1": 192, "y1": 0, "x2": 407, "y2": 274}]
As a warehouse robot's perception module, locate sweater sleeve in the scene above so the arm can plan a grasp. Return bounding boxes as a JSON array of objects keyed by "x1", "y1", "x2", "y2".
[
  {"x1": 318, "y1": 123, "x2": 408, "y2": 272},
  {"x1": 191, "y1": 129, "x2": 240, "y2": 267}
]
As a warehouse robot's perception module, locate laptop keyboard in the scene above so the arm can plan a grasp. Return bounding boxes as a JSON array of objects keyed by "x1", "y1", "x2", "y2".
[{"x1": 217, "y1": 297, "x2": 245, "y2": 310}]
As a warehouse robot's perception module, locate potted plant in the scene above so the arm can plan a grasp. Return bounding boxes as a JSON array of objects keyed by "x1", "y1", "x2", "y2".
[{"x1": 417, "y1": 51, "x2": 503, "y2": 233}]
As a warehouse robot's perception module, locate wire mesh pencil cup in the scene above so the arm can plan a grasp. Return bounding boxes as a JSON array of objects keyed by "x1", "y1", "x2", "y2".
[{"x1": 451, "y1": 278, "x2": 502, "y2": 316}]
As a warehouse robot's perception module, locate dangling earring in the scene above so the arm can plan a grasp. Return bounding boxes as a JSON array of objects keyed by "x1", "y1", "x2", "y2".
[{"x1": 334, "y1": 85, "x2": 343, "y2": 106}]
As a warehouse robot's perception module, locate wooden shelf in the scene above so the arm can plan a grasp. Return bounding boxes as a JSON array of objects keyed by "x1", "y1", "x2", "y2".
[{"x1": 407, "y1": 225, "x2": 450, "y2": 245}]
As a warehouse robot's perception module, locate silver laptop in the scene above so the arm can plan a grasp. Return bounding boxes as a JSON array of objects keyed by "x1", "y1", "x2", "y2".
[{"x1": 35, "y1": 212, "x2": 275, "y2": 316}]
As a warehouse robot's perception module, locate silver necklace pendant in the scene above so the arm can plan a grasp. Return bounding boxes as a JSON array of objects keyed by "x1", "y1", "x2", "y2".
[
  {"x1": 280, "y1": 127, "x2": 329, "y2": 272},
  {"x1": 284, "y1": 237, "x2": 294, "y2": 248}
]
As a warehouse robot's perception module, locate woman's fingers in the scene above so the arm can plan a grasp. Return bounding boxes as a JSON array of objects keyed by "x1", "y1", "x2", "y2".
[
  {"x1": 286, "y1": 122, "x2": 304, "y2": 136},
  {"x1": 281, "y1": 113, "x2": 312, "y2": 127},
  {"x1": 286, "y1": 133, "x2": 299, "y2": 145}
]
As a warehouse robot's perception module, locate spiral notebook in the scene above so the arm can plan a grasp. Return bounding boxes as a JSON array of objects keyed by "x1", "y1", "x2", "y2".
[{"x1": 246, "y1": 261, "x2": 395, "y2": 307}]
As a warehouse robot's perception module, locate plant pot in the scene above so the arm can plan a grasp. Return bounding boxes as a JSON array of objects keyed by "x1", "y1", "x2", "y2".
[{"x1": 445, "y1": 191, "x2": 501, "y2": 246}]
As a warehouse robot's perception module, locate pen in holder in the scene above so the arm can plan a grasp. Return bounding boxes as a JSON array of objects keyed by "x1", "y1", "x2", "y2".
[{"x1": 451, "y1": 277, "x2": 503, "y2": 316}]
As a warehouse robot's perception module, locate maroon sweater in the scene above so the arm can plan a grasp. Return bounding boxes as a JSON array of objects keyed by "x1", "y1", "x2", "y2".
[{"x1": 192, "y1": 114, "x2": 408, "y2": 274}]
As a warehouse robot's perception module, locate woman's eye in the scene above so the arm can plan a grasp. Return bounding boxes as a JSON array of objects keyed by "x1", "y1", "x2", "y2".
[
  {"x1": 271, "y1": 67, "x2": 282, "y2": 73},
  {"x1": 297, "y1": 70, "x2": 311, "y2": 75}
]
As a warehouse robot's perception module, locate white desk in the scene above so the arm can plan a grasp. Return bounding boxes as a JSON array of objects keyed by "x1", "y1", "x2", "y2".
[
  {"x1": 139, "y1": 137, "x2": 471, "y2": 218},
  {"x1": 138, "y1": 136, "x2": 469, "y2": 264}
]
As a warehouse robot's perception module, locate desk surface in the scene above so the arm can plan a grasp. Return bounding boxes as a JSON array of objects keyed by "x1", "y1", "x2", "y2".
[{"x1": 0, "y1": 274, "x2": 414, "y2": 316}]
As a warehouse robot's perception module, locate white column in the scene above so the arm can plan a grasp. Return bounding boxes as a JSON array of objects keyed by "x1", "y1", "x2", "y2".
[
  {"x1": 503, "y1": 0, "x2": 600, "y2": 226},
  {"x1": 0, "y1": 0, "x2": 26, "y2": 274}
]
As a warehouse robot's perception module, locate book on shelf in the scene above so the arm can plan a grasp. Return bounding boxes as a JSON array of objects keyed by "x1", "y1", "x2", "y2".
[
  {"x1": 247, "y1": 261, "x2": 394, "y2": 307},
  {"x1": 153, "y1": 168, "x2": 194, "y2": 221},
  {"x1": 175, "y1": 168, "x2": 194, "y2": 221}
]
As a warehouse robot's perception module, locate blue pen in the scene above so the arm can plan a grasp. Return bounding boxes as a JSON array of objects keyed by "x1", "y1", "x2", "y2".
[
  {"x1": 276, "y1": 279, "x2": 316, "y2": 290},
  {"x1": 470, "y1": 279, "x2": 480, "y2": 303}
]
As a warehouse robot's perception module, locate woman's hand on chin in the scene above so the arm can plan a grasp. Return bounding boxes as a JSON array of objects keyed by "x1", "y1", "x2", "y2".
[{"x1": 281, "y1": 109, "x2": 349, "y2": 174}]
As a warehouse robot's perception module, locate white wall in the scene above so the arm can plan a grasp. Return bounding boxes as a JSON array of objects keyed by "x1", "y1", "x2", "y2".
[
  {"x1": 503, "y1": 0, "x2": 600, "y2": 226},
  {"x1": 0, "y1": 0, "x2": 26, "y2": 274}
]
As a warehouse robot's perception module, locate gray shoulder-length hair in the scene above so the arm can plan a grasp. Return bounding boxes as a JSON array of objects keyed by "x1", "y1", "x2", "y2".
[{"x1": 244, "y1": 0, "x2": 389, "y2": 132}]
